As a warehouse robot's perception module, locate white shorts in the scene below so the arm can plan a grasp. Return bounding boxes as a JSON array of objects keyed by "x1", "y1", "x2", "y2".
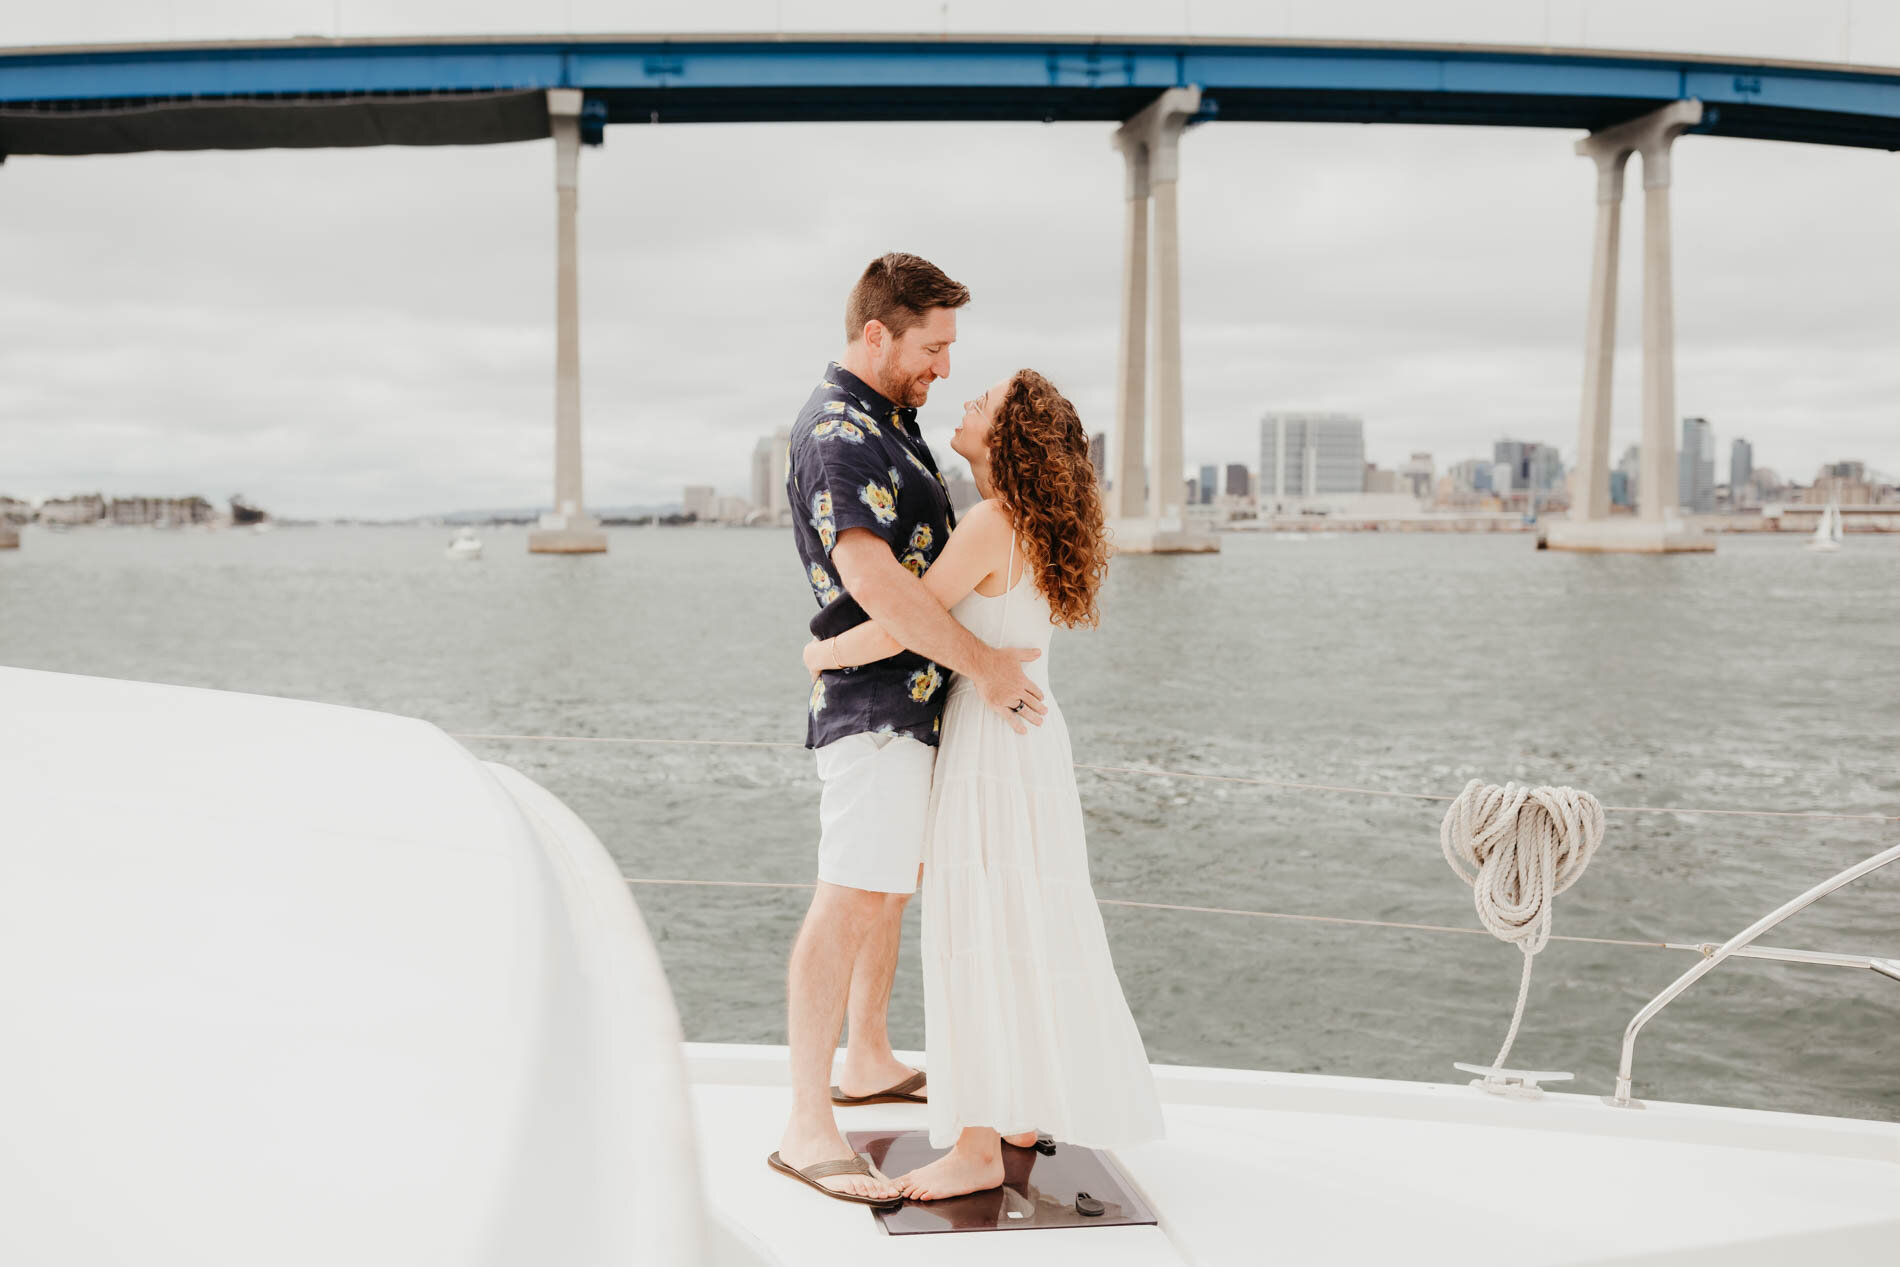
[{"x1": 814, "y1": 731, "x2": 936, "y2": 895}]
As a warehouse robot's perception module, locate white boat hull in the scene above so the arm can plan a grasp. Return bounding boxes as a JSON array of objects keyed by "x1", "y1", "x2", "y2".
[{"x1": 0, "y1": 667, "x2": 713, "y2": 1266}]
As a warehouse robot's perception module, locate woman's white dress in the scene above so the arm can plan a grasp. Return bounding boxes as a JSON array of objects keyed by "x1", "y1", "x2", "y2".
[{"x1": 920, "y1": 542, "x2": 1166, "y2": 1150}]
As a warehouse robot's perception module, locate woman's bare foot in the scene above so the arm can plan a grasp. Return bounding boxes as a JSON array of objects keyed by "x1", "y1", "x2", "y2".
[
  {"x1": 897, "y1": 1144, "x2": 1004, "y2": 1201},
  {"x1": 1001, "y1": 1129, "x2": 1040, "y2": 1148}
]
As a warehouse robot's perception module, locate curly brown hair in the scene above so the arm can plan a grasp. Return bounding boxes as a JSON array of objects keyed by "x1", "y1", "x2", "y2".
[{"x1": 986, "y1": 370, "x2": 1110, "y2": 628}]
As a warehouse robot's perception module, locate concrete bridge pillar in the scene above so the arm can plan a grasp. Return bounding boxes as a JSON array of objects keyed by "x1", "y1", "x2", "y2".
[
  {"x1": 1108, "y1": 87, "x2": 1217, "y2": 555},
  {"x1": 1548, "y1": 99, "x2": 1711, "y2": 554},
  {"x1": 1148, "y1": 109, "x2": 1189, "y2": 529},
  {"x1": 529, "y1": 88, "x2": 607, "y2": 555},
  {"x1": 1109, "y1": 129, "x2": 1150, "y2": 522},
  {"x1": 1570, "y1": 146, "x2": 1629, "y2": 526},
  {"x1": 1637, "y1": 116, "x2": 1691, "y2": 530}
]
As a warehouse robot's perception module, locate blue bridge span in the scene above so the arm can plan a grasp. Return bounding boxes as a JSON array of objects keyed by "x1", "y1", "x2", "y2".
[
  {"x1": 3, "y1": 34, "x2": 1900, "y2": 152},
  {"x1": 5, "y1": 35, "x2": 1894, "y2": 555}
]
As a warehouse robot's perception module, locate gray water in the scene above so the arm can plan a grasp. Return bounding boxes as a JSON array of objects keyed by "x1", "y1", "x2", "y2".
[{"x1": 3, "y1": 523, "x2": 1895, "y2": 1122}]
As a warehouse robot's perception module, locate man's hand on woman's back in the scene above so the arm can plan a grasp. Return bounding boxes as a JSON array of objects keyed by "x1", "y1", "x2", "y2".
[{"x1": 974, "y1": 644, "x2": 1045, "y2": 735}]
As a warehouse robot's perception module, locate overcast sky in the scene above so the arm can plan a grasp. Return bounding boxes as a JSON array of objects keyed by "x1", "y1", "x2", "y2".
[{"x1": 4, "y1": 3, "x2": 1898, "y2": 517}]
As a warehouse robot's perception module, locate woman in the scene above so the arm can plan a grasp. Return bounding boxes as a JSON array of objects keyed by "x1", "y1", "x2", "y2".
[{"x1": 803, "y1": 369, "x2": 1165, "y2": 1201}]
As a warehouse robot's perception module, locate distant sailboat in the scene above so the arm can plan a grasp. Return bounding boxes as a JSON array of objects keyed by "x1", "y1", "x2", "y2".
[
  {"x1": 445, "y1": 527, "x2": 483, "y2": 560},
  {"x1": 1808, "y1": 500, "x2": 1844, "y2": 552}
]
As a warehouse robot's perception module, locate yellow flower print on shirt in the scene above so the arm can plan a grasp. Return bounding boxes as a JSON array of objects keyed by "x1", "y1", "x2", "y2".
[
  {"x1": 814, "y1": 414, "x2": 864, "y2": 444},
  {"x1": 908, "y1": 524, "x2": 933, "y2": 553},
  {"x1": 810, "y1": 491, "x2": 836, "y2": 551},
  {"x1": 848, "y1": 408, "x2": 882, "y2": 437},
  {"x1": 887, "y1": 465, "x2": 903, "y2": 491},
  {"x1": 821, "y1": 400, "x2": 847, "y2": 414},
  {"x1": 900, "y1": 551, "x2": 928, "y2": 577},
  {"x1": 859, "y1": 481, "x2": 897, "y2": 525},
  {"x1": 906, "y1": 664, "x2": 943, "y2": 703},
  {"x1": 808, "y1": 562, "x2": 841, "y2": 605},
  {"x1": 904, "y1": 450, "x2": 931, "y2": 478},
  {"x1": 810, "y1": 677, "x2": 827, "y2": 715}
]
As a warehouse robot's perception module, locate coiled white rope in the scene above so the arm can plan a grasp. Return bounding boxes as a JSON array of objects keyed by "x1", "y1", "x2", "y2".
[{"x1": 1440, "y1": 780, "x2": 1606, "y2": 1072}]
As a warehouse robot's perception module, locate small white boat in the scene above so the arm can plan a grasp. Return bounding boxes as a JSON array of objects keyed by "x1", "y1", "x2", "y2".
[
  {"x1": 1808, "y1": 500, "x2": 1844, "y2": 552},
  {"x1": 445, "y1": 527, "x2": 483, "y2": 560}
]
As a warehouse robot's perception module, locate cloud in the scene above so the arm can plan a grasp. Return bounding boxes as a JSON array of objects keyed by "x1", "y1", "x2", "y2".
[{"x1": 3, "y1": 59, "x2": 1898, "y2": 516}]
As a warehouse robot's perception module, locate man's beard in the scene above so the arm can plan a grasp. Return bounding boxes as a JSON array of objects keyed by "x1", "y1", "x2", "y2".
[{"x1": 883, "y1": 366, "x2": 931, "y2": 409}]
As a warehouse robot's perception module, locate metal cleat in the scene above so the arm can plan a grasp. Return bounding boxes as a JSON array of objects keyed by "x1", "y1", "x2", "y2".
[{"x1": 1453, "y1": 1062, "x2": 1576, "y2": 1100}]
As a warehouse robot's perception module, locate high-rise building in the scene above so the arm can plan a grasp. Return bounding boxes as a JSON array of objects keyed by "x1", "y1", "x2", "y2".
[
  {"x1": 1197, "y1": 465, "x2": 1217, "y2": 505},
  {"x1": 1447, "y1": 458, "x2": 1492, "y2": 494},
  {"x1": 1530, "y1": 446, "x2": 1565, "y2": 494},
  {"x1": 1493, "y1": 440, "x2": 1565, "y2": 494},
  {"x1": 1608, "y1": 470, "x2": 1630, "y2": 507},
  {"x1": 1224, "y1": 464, "x2": 1249, "y2": 497},
  {"x1": 682, "y1": 485, "x2": 715, "y2": 521},
  {"x1": 1615, "y1": 444, "x2": 1642, "y2": 507},
  {"x1": 1400, "y1": 452, "x2": 1435, "y2": 499},
  {"x1": 1259, "y1": 413, "x2": 1365, "y2": 503},
  {"x1": 1729, "y1": 438, "x2": 1753, "y2": 497},
  {"x1": 1678, "y1": 416, "x2": 1714, "y2": 514},
  {"x1": 1809, "y1": 460, "x2": 1874, "y2": 505},
  {"x1": 752, "y1": 429, "x2": 792, "y2": 523},
  {"x1": 1088, "y1": 432, "x2": 1108, "y2": 489},
  {"x1": 1492, "y1": 441, "x2": 1530, "y2": 490}
]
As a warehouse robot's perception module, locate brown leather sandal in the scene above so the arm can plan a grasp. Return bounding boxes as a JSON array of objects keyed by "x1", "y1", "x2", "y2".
[
  {"x1": 766, "y1": 1151, "x2": 902, "y2": 1209},
  {"x1": 828, "y1": 1069, "x2": 927, "y2": 1106}
]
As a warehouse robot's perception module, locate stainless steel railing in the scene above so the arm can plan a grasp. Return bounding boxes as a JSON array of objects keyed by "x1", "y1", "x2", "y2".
[{"x1": 1609, "y1": 840, "x2": 1900, "y2": 1108}]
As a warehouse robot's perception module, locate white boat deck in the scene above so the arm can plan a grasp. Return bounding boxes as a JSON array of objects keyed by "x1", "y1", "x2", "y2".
[
  {"x1": 8, "y1": 668, "x2": 1894, "y2": 1267},
  {"x1": 688, "y1": 1044, "x2": 1900, "y2": 1266}
]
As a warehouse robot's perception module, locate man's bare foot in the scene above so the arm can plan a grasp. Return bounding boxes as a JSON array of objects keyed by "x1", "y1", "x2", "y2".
[
  {"x1": 897, "y1": 1146, "x2": 1005, "y2": 1201},
  {"x1": 835, "y1": 1057, "x2": 926, "y2": 1101},
  {"x1": 1001, "y1": 1129, "x2": 1039, "y2": 1149},
  {"x1": 777, "y1": 1124, "x2": 899, "y2": 1201}
]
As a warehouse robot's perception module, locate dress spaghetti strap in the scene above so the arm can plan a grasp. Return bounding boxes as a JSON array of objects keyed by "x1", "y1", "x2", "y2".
[{"x1": 1000, "y1": 526, "x2": 1017, "y2": 627}]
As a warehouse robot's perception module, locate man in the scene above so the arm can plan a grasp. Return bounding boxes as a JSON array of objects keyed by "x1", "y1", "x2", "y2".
[{"x1": 768, "y1": 253, "x2": 1047, "y2": 1207}]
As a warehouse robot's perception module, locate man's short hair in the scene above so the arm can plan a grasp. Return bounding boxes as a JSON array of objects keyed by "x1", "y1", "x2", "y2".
[{"x1": 845, "y1": 253, "x2": 971, "y2": 343}]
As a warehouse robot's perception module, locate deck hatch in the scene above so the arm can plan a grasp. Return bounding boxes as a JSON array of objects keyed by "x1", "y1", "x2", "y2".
[{"x1": 846, "y1": 1129, "x2": 1158, "y2": 1236}]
